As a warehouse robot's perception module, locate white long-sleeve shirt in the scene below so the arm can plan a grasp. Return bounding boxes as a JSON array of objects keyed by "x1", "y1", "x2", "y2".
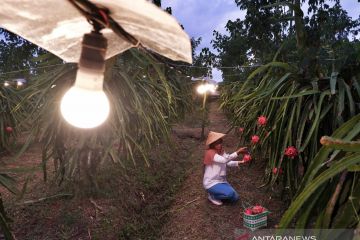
[{"x1": 203, "y1": 152, "x2": 239, "y2": 189}]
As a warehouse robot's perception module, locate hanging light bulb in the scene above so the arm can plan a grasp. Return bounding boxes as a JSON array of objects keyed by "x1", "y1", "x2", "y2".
[{"x1": 60, "y1": 31, "x2": 110, "y2": 128}]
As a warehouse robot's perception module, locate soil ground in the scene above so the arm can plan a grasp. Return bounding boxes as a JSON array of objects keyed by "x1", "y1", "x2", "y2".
[{"x1": 0, "y1": 99, "x2": 286, "y2": 240}]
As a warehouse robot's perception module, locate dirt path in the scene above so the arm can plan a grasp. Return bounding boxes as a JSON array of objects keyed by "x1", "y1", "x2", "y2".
[{"x1": 160, "y1": 100, "x2": 285, "y2": 240}]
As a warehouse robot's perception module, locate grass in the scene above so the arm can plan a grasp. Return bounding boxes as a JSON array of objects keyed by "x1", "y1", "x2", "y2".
[{"x1": 93, "y1": 138, "x2": 198, "y2": 239}]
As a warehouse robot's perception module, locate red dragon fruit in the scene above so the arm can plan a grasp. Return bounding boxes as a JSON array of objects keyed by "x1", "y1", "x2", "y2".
[
  {"x1": 257, "y1": 115, "x2": 267, "y2": 126},
  {"x1": 285, "y1": 146, "x2": 298, "y2": 159},
  {"x1": 251, "y1": 135, "x2": 260, "y2": 144},
  {"x1": 243, "y1": 154, "x2": 252, "y2": 162},
  {"x1": 272, "y1": 167, "x2": 283, "y2": 175}
]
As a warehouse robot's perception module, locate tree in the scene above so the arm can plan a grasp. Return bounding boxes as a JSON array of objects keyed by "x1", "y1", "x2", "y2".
[
  {"x1": 213, "y1": 0, "x2": 360, "y2": 82},
  {"x1": 213, "y1": 0, "x2": 289, "y2": 82},
  {"x1": 0, "y1": 29, "x2": 48, "y2": 77}
]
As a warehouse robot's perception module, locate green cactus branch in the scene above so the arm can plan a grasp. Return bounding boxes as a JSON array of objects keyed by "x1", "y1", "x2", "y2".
[{"x1": 320, "y1": 136, "x2": 360, "y2": 152}]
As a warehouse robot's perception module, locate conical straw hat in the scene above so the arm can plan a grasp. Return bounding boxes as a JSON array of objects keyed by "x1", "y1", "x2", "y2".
[{"x1": 206, "y1": 131, "x2": 226, "y2": 146}]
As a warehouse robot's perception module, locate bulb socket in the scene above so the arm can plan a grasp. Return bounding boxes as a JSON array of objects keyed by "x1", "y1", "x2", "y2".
[{"x1": 79, "y1": 32, "x2": 108, "y2": 72}]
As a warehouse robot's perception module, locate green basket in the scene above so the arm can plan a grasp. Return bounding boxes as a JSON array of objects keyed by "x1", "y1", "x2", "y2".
[{"x1": 243, "y1": 209, "x2": 270, "y2": 231}]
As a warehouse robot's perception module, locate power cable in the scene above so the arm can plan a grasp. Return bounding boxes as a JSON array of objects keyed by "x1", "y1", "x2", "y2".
[{"x1": 0, "y1": 63, "x2": 72, "y2": 76}]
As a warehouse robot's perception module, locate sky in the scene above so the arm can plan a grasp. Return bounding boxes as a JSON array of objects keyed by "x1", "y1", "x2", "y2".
[{"x1": 161, "y1": 0, "x2": 360, "y2": 82}]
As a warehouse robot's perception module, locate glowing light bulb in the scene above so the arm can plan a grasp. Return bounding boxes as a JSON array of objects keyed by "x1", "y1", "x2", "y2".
[
  {"x1": 196, "y1": 83, "x2": 216, "y2": 95},
  {"x1": 60, "y1": 69, "x2": 110, "y2": 128},
  {"x1": 196, "y1": 84, "x2": 207, "y2": 94},
  {"x1": 60, "y1": 31, "x2": 110, "y2": 129},
  {"x1": 60, "y1": 88, "x2": 109, "y2": 128}
]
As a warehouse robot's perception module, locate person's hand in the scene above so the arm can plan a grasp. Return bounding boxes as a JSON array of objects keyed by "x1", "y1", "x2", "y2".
[
  {"x1": 238, "y1": 158, "x2": 250, "y2": 165},
  {"x1": 236, "y1": 147, "x2": 248, "y2": 155}
]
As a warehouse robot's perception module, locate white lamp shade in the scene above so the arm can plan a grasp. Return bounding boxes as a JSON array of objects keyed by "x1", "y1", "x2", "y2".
[{"x1": 0, "y1": 0, "x2": 192, "y2": 64}]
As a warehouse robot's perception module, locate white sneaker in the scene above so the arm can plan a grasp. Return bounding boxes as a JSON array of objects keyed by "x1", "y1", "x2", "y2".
[{"x1": 208, "y1": 194, "x2": 223, "y2": 206}]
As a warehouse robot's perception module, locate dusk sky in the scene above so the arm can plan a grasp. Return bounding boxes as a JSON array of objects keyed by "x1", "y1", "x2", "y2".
[{"x1": 161, "y1": 0, "x2": 360, "y2": 82}]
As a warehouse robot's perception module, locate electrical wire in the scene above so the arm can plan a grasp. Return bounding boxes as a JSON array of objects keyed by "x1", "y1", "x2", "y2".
[
  {"x1": 0, "y1": 63, "x2": 72, "y2": 76},
  {"x1": 0, "y1": 54, "x2": 342, "y2": 77},
  {"x1": 68, "y1": 0, "x2": 139, "y2": 45},
  {"x1": 158, "y1": 63, "x2": 263, "y2": 69},
  {"x1": 0, "y1": 62, "x2": 229, "y2": 76}
]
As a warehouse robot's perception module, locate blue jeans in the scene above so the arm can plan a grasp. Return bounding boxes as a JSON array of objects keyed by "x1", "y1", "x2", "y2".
[{"x1": 207, "y1": 183, "x2": 239, "y2": 202}]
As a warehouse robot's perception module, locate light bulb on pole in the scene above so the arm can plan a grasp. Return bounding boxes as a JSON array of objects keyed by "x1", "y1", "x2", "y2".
[
  {"x1": 196, "y1": 84, "x2": 206, "y2": 94},
  {"x1": 196, "y1": 82, "x2": 216, "y2": 140},
  {"x1": 60, "y1": 31, "x2": 110, "y2": 129}
]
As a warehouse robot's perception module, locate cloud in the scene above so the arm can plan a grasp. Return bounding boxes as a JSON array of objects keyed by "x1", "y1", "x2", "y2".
[
  {"x1": 162, "y1": 0, "x2": 243, "y2": 51},
  {"x1": 341, "y1": 2, "x2": 360, "y2": 19},
  {"x1": 212, "y1": 68, "x2": 223, "y2": 82},
  {"x1": 214, "y1": 9, "x2": 245, "y2": 33},
  {"x1": 161, "y1": 0, "x2": 245, "y2": 81}
]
